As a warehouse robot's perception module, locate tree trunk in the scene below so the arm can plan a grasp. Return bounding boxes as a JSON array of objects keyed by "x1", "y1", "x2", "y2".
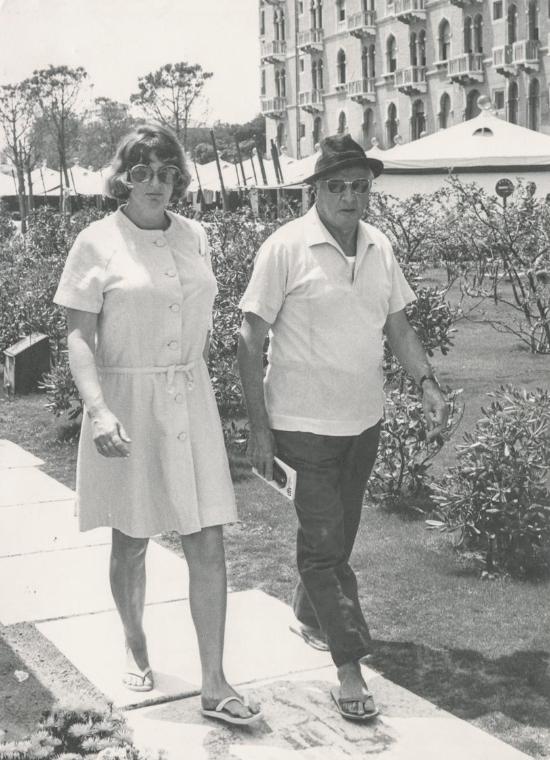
[
  {"x1": 15, "y1": 164, "x2": 27, "y2": 234},
  {"x1": 25, "y1": 161, "x2": 34, "y2": 212}
]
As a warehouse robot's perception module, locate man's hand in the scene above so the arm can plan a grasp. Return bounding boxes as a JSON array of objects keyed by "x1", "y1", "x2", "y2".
[
  {"x1": 421, "y1": 380, "x2": 449, "y2": 441},
  {"x1": 89, "y1": 408, "x2": 131, "y2": 458},
  {"x1": 248, "y1": 427, "x2": 276, "y2": 481}
]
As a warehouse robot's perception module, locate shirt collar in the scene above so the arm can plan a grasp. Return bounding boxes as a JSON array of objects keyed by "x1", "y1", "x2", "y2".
[{"x1": 304, "y1": 205, "x2": 373, "y2": 258}]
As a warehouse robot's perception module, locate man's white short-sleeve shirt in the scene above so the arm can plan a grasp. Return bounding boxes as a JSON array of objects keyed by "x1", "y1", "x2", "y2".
[{"x1": 239, "y1": 205, "x2": 416, "y2": 435}]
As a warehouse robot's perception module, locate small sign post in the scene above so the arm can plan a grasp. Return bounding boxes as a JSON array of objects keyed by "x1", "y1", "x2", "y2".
[{"x1": 495, "y1": 178, "x2": 514, "y2": 210}]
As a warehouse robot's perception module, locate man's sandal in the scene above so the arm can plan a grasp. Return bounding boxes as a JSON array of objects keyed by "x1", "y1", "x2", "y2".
[
  {"x1": 201, "y1": 695, "x2": 262, "y2": 726},
  {"x1": 122, "y1": 667, "x2": 154, "y2": 692},
  {"x1": 289, "y1": 623, "x2": 330, "y2": 651},
  {"x1": 330, "y1": 686, "x2": 379, "y2": 721}
]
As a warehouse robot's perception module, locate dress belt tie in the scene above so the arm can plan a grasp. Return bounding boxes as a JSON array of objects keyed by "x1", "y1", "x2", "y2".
[{"x1": 97, "y1": 361, "x2": 196, "y2": 394}]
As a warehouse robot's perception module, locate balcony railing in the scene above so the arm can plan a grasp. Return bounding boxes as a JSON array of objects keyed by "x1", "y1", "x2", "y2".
[
  {"x1": 512, "y1": 39, "x2": 540, "y2": 71},
  {"x1": 299, "y1": 89, "x2": 325, "y2": 112},
  {"x1": 297, "y1": 28, "x2": 324, "y2": 53},
  {"x1": 260, "y1": 40, "x2": 287, "y2": 63},
  {"x1": 395, "y1": 65, "x2": 427, "y2": 93},
  {"x1": 345, "y1": 78, "x2": 376, "y2": 103},
  {"x1": 448, "y1": 52, "x2": 484, "y2": 83},
  {"x1": 261, "y1": 96, "x2": 287, "y2": 117},
  {"x1": 347, "y1": 10, "x2": 376, "y2": 37},
  {"x1": 394, "y1": 0, "x2": 426, "y2": 23},
  {"x1": 264, "y1": 0, "x2": 284, "y2": 5}
]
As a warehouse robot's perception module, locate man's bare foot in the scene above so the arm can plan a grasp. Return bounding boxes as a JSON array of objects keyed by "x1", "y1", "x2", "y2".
[{"x1": 335, "y1": 661, "x2": 377, "y2": 718}]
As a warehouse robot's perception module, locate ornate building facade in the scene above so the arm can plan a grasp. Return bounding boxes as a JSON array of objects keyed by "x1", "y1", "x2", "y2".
[{"x1": 259, "y1": 0, "x2": 550, "y2": 157}]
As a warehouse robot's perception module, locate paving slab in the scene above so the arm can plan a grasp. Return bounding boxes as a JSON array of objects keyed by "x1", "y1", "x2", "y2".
[
  {"x1": 0, "y1": 467, "x2": 74, "y2": 507},
  {"x1": 0, "y1": 439, "x2": 44, "y2": 469},
  {"x1": 0, "y1": 500, "x2": 110, "y2": 557},
  {"x1": 0, "y1": 541, "x2": 189, "y2": 624},
  {"x1": 38, "y1": 590, "x2": 331, "y2": 709},
  {"x1": 126, "y1": 667, "x2": 531, "y2": 760}
]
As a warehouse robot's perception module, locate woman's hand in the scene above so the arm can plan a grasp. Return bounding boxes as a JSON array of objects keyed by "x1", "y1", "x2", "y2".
[{"x1": 89, "y1": 408, "x2": 131, "y2": 458}]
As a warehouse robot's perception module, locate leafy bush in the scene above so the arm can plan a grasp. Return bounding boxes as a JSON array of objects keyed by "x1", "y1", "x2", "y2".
[
  {"x1": 0, "y1": 201, "x2": 15, "y2": 244},
  {"x1": 0, "y1": 708, "x2": 147, "y2": 760},
  {"x1": 432, "y1": 385, "x2": 550, "y2": 578},
  {"x1": 39, "y1": 351, "x2": 83, "y2": 421},
  {"x1": 368, "y1": 378, "x2": 464, "y2": 511}
]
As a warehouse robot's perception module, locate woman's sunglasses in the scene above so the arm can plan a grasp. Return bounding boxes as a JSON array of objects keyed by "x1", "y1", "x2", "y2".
[{"x1": 128, "y1": 164, "x2": 182, "y2": 185}]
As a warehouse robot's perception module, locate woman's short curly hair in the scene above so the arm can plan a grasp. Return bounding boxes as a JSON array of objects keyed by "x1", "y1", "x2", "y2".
[{"x1": 105, "y1": 122, "x2": 191, "y2": 202}]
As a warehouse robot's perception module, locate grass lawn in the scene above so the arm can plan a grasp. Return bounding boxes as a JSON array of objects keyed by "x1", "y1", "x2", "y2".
[{"x1": 1, "y1": 288, "x2": 549, "y2": 757}]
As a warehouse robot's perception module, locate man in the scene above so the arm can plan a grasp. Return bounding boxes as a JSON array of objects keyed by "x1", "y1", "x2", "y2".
[{"x1": 237, "y1": 134, "x2": 448, "y2": 721}]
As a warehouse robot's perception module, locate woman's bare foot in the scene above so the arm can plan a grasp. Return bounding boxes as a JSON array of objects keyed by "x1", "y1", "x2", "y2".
[
  {"x1": 123, "y1": 636, "x2": 153, "y2": 691},
  {"x1": 201, "y1": 679, "x2": 261, "y2": 721}
]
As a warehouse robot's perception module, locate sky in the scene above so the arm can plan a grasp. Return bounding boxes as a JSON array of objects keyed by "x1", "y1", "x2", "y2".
[{"x1": 0, "y1": 0, "x2": 261, "y2": 125}]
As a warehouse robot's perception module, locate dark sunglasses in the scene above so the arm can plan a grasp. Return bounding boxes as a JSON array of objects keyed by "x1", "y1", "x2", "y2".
[
  {"x1": 323, "y1": 178, "x2": 372, "y2": 195},
  {"x1": 128, "y1": 164, "x2": 182, "y2": 185}
]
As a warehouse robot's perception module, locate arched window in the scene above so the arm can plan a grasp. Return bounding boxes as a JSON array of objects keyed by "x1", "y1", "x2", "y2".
[
  {"x1": 528, "y1": 0, "x2": 538, "y2": 40},
  {"x1": 439, "y1": 92, "x2": 451, "y2": 128},
  {"x1": 261, "y1": 69, "x2": 266, "y2": 96},
  {"x1": 507, "y1": 80, "x2": 519, "y2": 124},
  {"x1": 336, "y1": 0, "x2": 346, "y2": 22},
  {"x1": 312, "y1": 60, "x2": 319, "y2": 90},
  {"x1": 409, "y1": 32, "x2": 418, "y2": 66},
  {"x1": 439, "y1": 19, "x2": 451, "y2": 61},
  {"x1": 473, "y1": 14, "x2": 483, "y2": 53},
  {"x1": 337, "y1": 49, "x2": 347, "y2": 83},
  {"x1": 318, "y1": 59, "x2": 324, "y2": 89},
  {"x1": 363, "y1": 108, "x2": 374, "y2": 145},
  {"x1": 260, "y1": 8, "x2": 265, "y2": 36},
  {"x1": 411, "y1": 99, "x2": 426, "y2": 140},
  {"x1": 386, "y1": 102, "x2": 398, "y2": 146},
  {"x1": 275, "y1": 70, "x2": 281, "y2": 97},
  {"x1": 280, "y1": 68, "x2": 286, "y2": 97},
  {"x1": 464, "y1": 16, "x2": 472, "y2": 53},
  {"x1": 507, "y1": 3, "x2": 517, "y2": 44},
  {"x1": 465, "y1": 89, "x2": 481, "y2": 119},
  {"x1": 386, "y1": 35, "x2": 397, "y2": 73},
  {"x1": 313, "y1": 116, "x2": 323, "y2": 146},
  {"x1": 418, "y1": 29, "x2": 427, "y2": 66},
  {"x1": 276, "y1": 122, "x2": 285, "y2": 149},
  {"x1": 337, "y1": 111, "x2": 347, "y2": 134},
  {"x1": 528, "y1": 78, "x2": 540, "y2": 129},
  {"x1": 362, "y1": 47, "x2": 369, "y2": 78},
  {"x1": 368, "y1": 44, "x2": 376, "y2": 78}
]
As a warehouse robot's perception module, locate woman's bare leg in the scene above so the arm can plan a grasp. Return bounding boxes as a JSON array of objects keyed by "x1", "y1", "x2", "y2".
[
  {"x1": 110, "y1": 528, "x2": 152, "y2": 687},
  {"x1": 180, "y1": 525, "x2": 260, "y2": 719}
]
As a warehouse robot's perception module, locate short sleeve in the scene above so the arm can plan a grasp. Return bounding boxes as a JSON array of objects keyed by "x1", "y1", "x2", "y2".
[
  {"x1": 53, "y1": 231, "x2": 108, "y2": 314},
  {"x1": 388, "y1": 250, "x2": 417, "y2": 315},
  {"x1": 238, "y1": 240, "x2": 288, "y2": 325}
]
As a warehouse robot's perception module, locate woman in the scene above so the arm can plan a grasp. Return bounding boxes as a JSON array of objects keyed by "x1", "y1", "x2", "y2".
[{"x1": 54, "y1": 123, "x2": 261, "y2": 726}]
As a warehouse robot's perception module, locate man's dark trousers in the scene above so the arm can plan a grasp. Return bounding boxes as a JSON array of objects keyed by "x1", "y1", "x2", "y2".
[{"x1": 273, "y1": 421, "x2": 381, "y2": 667}]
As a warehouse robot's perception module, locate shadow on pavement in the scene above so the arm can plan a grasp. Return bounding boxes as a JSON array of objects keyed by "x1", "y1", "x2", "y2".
[{"x1": 371, "y1": 639, "x2": 550, "y2": 727}]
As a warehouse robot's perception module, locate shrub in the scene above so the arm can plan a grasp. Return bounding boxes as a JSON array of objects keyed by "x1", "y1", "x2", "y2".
[
  {"x1": 0, "y1": 201, "x2": 15, "y2": 244},
  {"x1": 368, "y1": 378, "x2": 464, "y2": 511},
  {"x1": 0, "y1": 708, "x2": 146, "y2": 760},
  {"x1": 39, "y1": 351, "x2": 83, "y2": 422},
  {"x1": 431, "y1": 385, "x2": 550, "y2": 578}
]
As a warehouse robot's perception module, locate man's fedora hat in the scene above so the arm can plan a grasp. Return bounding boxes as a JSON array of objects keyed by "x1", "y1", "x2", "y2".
[{"x1": 303, "y1": 133, "x2": 383, "y2": 184}]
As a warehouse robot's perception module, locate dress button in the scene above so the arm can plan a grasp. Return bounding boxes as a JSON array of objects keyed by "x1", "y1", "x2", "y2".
[
  {"x1": 170, "y1": 303, "x2": 180, "y2": 313},
  {"x1": 168, "y1": 340, "x2": 178, "y2": 350},
  {"x1": 165, "y1": 269, "x2": 177, "y2": 278},
  {"x1": 178, "y1": 431, "x2": 187, "y2": 441},
  {"x1": 175, "y1": 393, "x2": 184, "y2": 404},
  {"x1": 154, "y1": 238, "x2": 167, "y2": 247}
]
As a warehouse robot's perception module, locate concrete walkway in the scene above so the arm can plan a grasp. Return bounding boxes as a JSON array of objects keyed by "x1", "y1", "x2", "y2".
[{"x1": 0, "y1": 438, "x2": 532, "y2": 759}]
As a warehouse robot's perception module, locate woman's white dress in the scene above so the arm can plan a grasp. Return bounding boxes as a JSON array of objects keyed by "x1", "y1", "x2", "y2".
[{"x1": 54, "y1": 208, "x2": 237, "y2": 538}]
